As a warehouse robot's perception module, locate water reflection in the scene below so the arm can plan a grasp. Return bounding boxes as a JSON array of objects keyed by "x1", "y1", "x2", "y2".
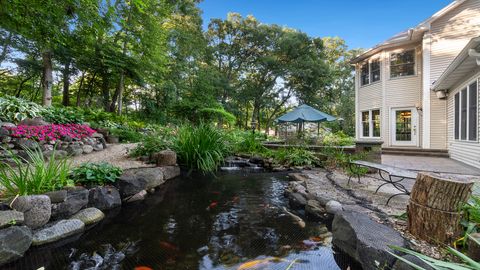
[{"x1": 7, "y1": 172, "x2": 352, "y2": 270}]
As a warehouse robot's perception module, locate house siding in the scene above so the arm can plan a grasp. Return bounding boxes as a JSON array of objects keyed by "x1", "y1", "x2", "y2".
[
  {"x1": 384, "y1": 45, "x2": 423, "y2": 147},
  {"x1": 356, "y1": 45, "x2": 423, "y2": 146},
  {"x1": 429, "y1": 0, "x2": 480, "y2": 150},
  {"x1": 446, "y1": 71, "x2": 480, "y2": 168},
  {"x1": 430, "y1": 0, "x2": 480, "y2": 83}
]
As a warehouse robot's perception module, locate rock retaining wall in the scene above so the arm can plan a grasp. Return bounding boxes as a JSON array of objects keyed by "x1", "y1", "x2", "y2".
[
  {"x1": 0, "y1": 122, "x2": 107, "y2": 162},
  {"x1": 0, "y1": 164, "x2": 181, "y2": 266}
]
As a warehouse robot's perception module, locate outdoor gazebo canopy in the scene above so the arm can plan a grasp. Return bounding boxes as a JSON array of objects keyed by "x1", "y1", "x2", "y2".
[{"x1": 276, "y1": 104, "x2": 336, "y2": 123}]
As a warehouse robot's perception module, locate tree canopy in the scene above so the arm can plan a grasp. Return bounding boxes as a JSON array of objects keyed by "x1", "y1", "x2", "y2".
[{"x1": 0, "y1": 1, "x2": 360, "y2": 134}]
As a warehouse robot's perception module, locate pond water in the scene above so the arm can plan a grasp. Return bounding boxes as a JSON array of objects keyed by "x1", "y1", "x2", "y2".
[{"x1": 6, "y1": 172, "x2": 357, "y2": 270}]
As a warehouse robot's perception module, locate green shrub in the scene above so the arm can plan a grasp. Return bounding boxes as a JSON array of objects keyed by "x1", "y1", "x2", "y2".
[
  {"x1": 0, "y1": 148, "x2": 72, "y2": 196},
  {"x1": 173, "y1": 124, "x2": 230, "y2": 173},
  {"x1": 322, "y1": 131, "x2": 355, "y2": 146},
  {"x1": 41, "y1": 106, "x2": 85, "y2": 124},
  {"x1": 130, "y1": 131, "x2": 174, "y2": 158},
  {"x1": 0, "y1": 95, "x2": 44, "y2": 123},
  {"x1": 273, "y1": 147, "x2": 319, "y2": 167},
  {"x1": 70, "y1": 162, "x2": 122, "y2": 186},
  {"x1": 109, "y1": 128, "x2": 143, "y2": 143},
  {"x1": 227, "y1": 130, "x2": 269, "y2": 156}
]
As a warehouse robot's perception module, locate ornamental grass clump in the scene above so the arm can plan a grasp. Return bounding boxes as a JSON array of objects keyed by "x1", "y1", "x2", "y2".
[
  {"x1": 0, "y1": 147, "x2": 72, "y2": 196},
  {"x1": 173, "y1": 124, "x2": 230, "y2": 173}
]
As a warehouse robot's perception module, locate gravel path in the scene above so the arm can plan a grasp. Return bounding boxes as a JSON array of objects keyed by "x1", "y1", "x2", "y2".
[{"x1": 70, "y1": 143, "x2": 153, "y2": 170}]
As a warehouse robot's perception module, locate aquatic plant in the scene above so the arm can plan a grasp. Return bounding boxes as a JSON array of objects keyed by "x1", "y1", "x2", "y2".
[
  {"x1": 173, "y1": 124, "x2": 230, "y2": 173},
  {"x1": 0, "y1": 147, "x2": 72, "y2": 196},
  {"x1": 70, "y1": 162, "x2": 122, "y2": 186}
]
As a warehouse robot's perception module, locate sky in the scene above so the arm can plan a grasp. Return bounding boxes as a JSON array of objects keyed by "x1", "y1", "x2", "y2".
[{"x1": 199, "y1": 0, "x2": 454, "y2": 49}]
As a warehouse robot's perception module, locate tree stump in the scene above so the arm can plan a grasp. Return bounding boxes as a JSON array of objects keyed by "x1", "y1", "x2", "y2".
[
  {"x1": 407, "y1": 172, "x2": 475, "y2": 244},
  {"x1": 467, "y1": 233, "x2": 480, "y2": 261}
]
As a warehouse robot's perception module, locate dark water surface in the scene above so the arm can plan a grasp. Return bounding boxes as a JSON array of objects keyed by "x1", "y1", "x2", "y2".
[{"x1": 6, "y1": 172, "x2": 355, "y2": 270}]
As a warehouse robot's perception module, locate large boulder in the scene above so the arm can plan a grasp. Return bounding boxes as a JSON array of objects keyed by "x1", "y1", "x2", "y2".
[
  {"x1": 152, "y1": 150, "x2": 177, "y2": 166},
  {"x1": 121, "y1": 167, "x2": 165, "y2": 189},
  {"x1": 70, "y1": 208, "x2": 104, "y2": 225},
  {"x1": 159, "y1": 166, "x2": 181, "y2": 180},
  {"x1": 332, "y1": 211, "x2": 408, "y2": 270},
  {"x1": 51, "y1": 187, "x2": 89, "y2": 219},
  {"x1": 11, "y1": 195, "x2": 51, "y2": 229},
  {"x1": 0, "y1": 210, "x2": 24, "y2": 229},
  {"x1": 32, "y1": 219, "x2": 84, "y2": 246},
  {"x1": 115, "y1": 176, "x2": 148, "y2": 198},
  {"x1": 0, "y1": 226, "x2": 32, "y2": 265},
  {"x1": 88, "y1": 186, "x2": 121, "y2": 210}
]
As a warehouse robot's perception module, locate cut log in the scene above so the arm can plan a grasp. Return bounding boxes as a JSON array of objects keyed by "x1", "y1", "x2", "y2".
[
  {"x1": 467, "y1": 233, "x2": 480, "y2": 261},
  {"x1": 407, "y1": 172, "x2": 475, "y2": 244}
]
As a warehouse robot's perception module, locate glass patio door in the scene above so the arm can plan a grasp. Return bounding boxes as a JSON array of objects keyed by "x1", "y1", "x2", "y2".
[{"x1": 391, "y1": 108, "x2": 418, "y2": 146}]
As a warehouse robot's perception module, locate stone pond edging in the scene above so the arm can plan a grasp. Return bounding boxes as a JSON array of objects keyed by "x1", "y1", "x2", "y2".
[
  {"x1": 285, "y1": 171, "x2": 418, "y2": 270},
  {"x1": 0, "y1": 164, "x2": 181, "y2": 266}
]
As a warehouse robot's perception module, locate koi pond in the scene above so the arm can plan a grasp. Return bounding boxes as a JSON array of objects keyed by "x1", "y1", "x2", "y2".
[{"x1": 6, "y1": 172, "x2": 356, "y2": 270}]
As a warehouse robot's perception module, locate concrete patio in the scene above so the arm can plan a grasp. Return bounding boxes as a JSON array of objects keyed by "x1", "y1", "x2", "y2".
[{"x1": 382, "y1": 154, "x2": 480, "y2": 176}]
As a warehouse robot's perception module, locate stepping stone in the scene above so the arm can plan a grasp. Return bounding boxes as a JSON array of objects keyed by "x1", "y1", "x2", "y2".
[
  {"x1": 32, "y1": 219, "x2": 84, "y2": 246},
  {"x1": 70, "y1": 208, "x2": 104, "y2": 225}
]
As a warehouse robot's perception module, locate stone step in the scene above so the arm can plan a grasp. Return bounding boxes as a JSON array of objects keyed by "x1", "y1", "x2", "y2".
[{"x1": 382, "y1": 148, "x2": 449, "y2": 158}]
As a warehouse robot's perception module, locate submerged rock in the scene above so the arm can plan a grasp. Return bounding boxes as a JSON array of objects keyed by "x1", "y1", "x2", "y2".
[
  {"x1": 332, "y1": 211, "x2": 407, "y2": 270},
  {"x1": 71, "y1": 208, "x2": 105, "y2": 225},
  {"x1": 0, "y1": 226, "x2": 32, "y2": 265},
  {"x1": 0, "y1": 210, "x2": 24, "y2": 228},
  {"x1": 32, "y1": 219, "x2": 85, "y2": 246},
  {"x1": 11, "y1": 195, "x2": 51, "y2": 229},
  {"x1": 88, "y1": 186, "x2": 121, "y2": 210}
]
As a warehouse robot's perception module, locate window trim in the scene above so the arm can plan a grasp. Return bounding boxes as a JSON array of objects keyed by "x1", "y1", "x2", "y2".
[
  {"x1": 359, "y1": 58, "x2": 381, "y2": 87},
  {"x1": 360, "y1": 109, "x2": 381, "y2": 139},
  {"x1": 389, "y1": 49, "x2": 416, "y2": 79},
  {"x1": 454, "y1": 78, "x2": 478, "y2": 143}
]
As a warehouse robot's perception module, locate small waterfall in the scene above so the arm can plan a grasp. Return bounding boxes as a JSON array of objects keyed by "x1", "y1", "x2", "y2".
[{"x1": 220, "y1": 157, "x2": 264, "y2": 171}]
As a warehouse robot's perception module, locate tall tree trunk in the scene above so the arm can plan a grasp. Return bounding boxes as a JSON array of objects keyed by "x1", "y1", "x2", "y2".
[
  {"x1": 116, "y1": 71, "x2": 125, "y2": 115},
  {"x1": 41, "y1": 51, "x2": 53, "y2": 107},
  {"x1": 0, "y1": 31, "x2": 12, "y2": 65},
  {"x1": 62, "y1": 59, "x2": 71, "y2": 106},
  {"x1": 76, "y1": 72, "x2": 85, "y2": 107},
  {"x1": 102, "y1": 74, "x2": 110, "y2": 112}
]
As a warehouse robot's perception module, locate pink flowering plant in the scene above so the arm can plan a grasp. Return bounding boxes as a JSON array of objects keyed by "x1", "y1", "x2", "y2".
[{"x1": 7, "y1": 124, "x2": 96, "y2": 142}]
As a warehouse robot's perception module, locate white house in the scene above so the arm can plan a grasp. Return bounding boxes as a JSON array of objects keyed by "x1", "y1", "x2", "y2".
[{"x1": 352, "y1": 0, "x2": 480, "y2": 168}]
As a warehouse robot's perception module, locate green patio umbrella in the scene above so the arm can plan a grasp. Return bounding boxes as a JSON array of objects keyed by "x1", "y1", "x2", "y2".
[{"x1": 276, "y1": 104, "x2": 336, "y2": 135}]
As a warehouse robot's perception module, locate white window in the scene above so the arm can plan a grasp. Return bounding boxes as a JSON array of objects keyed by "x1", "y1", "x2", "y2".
[
  {"x1": 361, "y1": 109, "x2": 381, "y2": 138},
  {"x1": 454, "y1": 79, "x2": 478, "y2": 141},
  {"x1": 360, "y1": 59, "x2": 381, "y2": 86},
  {"x1": 390, "y1": 50, "x2": 415, "y2": 78}
]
